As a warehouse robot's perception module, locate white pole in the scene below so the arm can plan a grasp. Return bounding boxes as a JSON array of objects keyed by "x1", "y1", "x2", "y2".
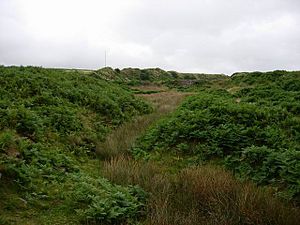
[{"x1": 104, "y1": 50, "x2": 107, "y2": 67}]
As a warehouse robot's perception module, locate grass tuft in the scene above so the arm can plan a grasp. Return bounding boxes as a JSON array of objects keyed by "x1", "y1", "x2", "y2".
[{"x1": 102, "y1": 157, "x2": 300, "y2": 225}]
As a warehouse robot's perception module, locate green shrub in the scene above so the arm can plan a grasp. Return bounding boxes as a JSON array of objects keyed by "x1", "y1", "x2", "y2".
[
  {"x1": 70, "y1": 173, "x2": 147, "y2": 224},
  {"x1": 134, "y1": 89, "x2": 300, "y2": 200},
  {"x1": 140, "y1": 70, "x2": 151, "y2": 81},
  {"x1": 225, "y1": 146, "x2": 300, "y2": 200}
]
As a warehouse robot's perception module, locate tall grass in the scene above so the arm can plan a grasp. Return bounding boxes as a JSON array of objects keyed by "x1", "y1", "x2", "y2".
[{"x1": 102, "y1": 157, "x2": 300, "y2": 225}]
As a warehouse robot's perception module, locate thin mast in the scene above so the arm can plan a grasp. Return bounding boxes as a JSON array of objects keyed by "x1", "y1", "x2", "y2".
[{"x1": 104, "y1": 50, "x2": 107, "y2": 67}]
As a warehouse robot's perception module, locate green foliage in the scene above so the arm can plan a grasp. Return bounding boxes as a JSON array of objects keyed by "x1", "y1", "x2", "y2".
[
  {"x1": 225, "y1": 146, "x2": 300, "y2": 199},
  {"x1": 140, "y1": 70, "x2": 151, "y2": 81},
  {"x1": 232, "y1": 71, "x2": 300, "y2": 120},
  {"x1": 0, "y1": 66, "x2": 151, "y2": 143},
  {"x1": 0, "y1": 66, "x2": 151, "y2": 223},
  {"x1": 1, "y1": 66, "x2": 299, "y2": 223},
  {"x1": 1, "y1": 136, "x2": 78, "y2": 189},
  {"x1": 134, "y1": 73, "x2": 300, "y2": 201},
  {"x1": 70, "y1": 173, "x2": 146, "y2": 224},
  {"x1": 0, "y1": 66, "x2": 151, "y2": 129},
  {"x1": 231, "y1": 70, "x2": 297, "y2": 85}
]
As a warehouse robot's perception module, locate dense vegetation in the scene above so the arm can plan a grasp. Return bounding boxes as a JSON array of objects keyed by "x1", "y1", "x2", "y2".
[
  {"x1": 1, "y1": 66, "x2": 299, "y2": 224},
  {"x1": 232, "y1": 71, "x2": 300, "y2": 115},
  {"x1": 134, "y1": 70, "x2": 300, "y2": 201},
  {"x1": 0, "y1": 66, "x2": 151, "y2": 224}
]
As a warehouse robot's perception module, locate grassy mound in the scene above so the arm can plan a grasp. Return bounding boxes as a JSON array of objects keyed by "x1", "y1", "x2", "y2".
[
  {"x1": 134, "y1": 71, "x2": 300, "y2": 201},
  {"x1": 0, "y1": 66, "x2": 151, "y2": 224},
  {"x1": 95, "y1": 67, "x2": 228, "y2": 89}
]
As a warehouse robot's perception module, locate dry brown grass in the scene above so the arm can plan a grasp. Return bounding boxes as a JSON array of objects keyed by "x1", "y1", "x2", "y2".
[
  {"x1": 137, "y1": 91, "x2": 191, "y2": 114},
  {"x1": 96, "y1": 91, "x2": 191, "y2": 159},
  {"x1": 101, "y1": 156, "x2": 167, "y2": 192},
  {"x1": 131, "y1": 84, "x2": 169, "y2": 92},
  {"x1": 102, "y1": 157, "x2": 300, "y2": 225},
  {"x1": 96, "y1": 114, "x2": 158, "y2": 159},
  {"x1": 166, "y1": 167, "x2": 299, "y2": 225}
]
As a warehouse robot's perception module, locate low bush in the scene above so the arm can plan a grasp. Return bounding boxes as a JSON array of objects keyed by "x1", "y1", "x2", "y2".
[{"x1": 69, "y1": 173, "x2": 147, "y2": 224}]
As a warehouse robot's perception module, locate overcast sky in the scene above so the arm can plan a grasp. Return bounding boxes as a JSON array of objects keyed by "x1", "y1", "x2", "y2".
[{"x1": 0, "y1": 0, "x2": 299, "y2": 74}]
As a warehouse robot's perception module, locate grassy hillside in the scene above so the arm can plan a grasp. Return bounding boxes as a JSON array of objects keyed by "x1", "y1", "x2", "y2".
[
  {"x1": 0, "y1": 66, "x2": 151, "y2": 224},
  {"x1": 1, "y1": 66, "x2": 299, "y2": 224},
  {"x1": 134, "y1": 70, "x2": 300, "y2": 201},
  {"x1": 232, "y1": 71, "x2": 300, "y2": 115}
]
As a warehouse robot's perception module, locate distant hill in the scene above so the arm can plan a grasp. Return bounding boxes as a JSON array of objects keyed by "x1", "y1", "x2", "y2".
[{"x1": 92, "y1": 67, "x2": 229, "y2": 87}]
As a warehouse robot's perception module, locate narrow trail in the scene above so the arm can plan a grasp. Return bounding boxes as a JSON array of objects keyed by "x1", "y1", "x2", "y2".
[{"x1": 96, "y1": 90, "x2": 192, "y2": 159}]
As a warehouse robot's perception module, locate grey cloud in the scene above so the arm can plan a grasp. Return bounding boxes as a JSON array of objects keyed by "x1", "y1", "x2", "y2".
[{"x1": 0, "y1": 0, "x2": 299, "y2": 74}]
